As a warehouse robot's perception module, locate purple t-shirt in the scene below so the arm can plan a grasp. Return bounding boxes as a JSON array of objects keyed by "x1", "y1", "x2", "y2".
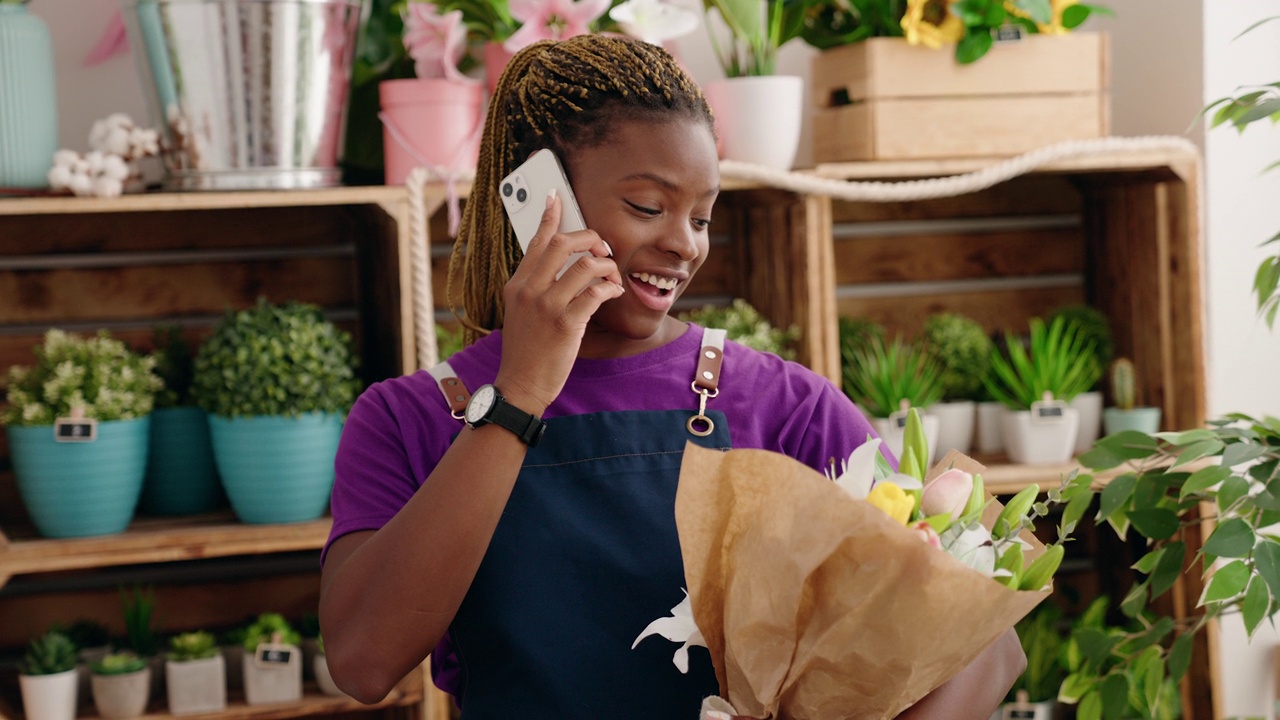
[{"x1": 323, "y1": 323, "x2": 881, "y2": 697}]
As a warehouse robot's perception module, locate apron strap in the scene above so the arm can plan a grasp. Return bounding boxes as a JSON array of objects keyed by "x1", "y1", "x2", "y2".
[
  {"x1": 429, "y1": 361, "x2": 471, "y2": 421},
  {"x1": 687, "y1": 329, "x2": 727, "y2": 438}
]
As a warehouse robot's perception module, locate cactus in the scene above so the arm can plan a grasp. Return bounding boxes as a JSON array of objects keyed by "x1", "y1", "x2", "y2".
[
  {"x1": 22, "y1": 631, "x2": 78, "y2": 676},
  {"x1": 1110, "y1": 358, "x2": 1137, "y2": 410},
  {"x1": 167, "y1": 631, "x2": 220, "y2": 662},
  {"x1": 90, "y1": 651, "x2": 149, "y2": 675}
]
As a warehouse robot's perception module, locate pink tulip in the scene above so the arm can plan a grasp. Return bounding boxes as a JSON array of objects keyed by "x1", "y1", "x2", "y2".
[
  {"x1": 921, "y1": 469, "x2": 974, "y2": 520},
  {"x1": 910, "y1": 521, "x2": 942, "y2": 550}
]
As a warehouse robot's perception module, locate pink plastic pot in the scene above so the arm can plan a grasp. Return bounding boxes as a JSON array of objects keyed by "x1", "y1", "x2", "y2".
[{"x1": 379, "y1": 78, "x2": 485, "y2": 185}]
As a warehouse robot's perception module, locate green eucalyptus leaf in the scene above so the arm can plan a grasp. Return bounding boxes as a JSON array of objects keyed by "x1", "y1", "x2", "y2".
[
  {"x1": 1201, "y1": 560, "x2": 1249, "y2": 603},
  {"x1": 1128, "y1": 508, "x2": 1180, "y2": 540},
  {"x1": 1243, "y1": 577, "x2": 1271, "y2": 638}
]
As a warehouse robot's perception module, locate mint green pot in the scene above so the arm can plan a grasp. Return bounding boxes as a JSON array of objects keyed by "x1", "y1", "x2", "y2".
[
  {"x1": 7, "y1": 418, "x2": 150, "y2": 538},
  {"x1": 0, "y1": 2, "x2": 58, "y2": 189},
  {"x1": 143, "y1": 406, "x2": 221, "y2": 515},
  {"x1": 208, "y1": 412, "x2": 343, "y2": 524},
  {"x1": 1102, "y1": 407, "x2": 1162, "y2": 436}
]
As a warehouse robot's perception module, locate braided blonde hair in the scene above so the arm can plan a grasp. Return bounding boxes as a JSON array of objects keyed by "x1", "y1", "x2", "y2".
[{"x1": 448, "y1": 34, "x2": 714, "y2": 343}]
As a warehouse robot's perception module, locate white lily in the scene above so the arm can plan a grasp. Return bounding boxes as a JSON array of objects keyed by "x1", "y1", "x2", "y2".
[
  {"x1": 632, "y1": 590, "x2": 706, "y2": 673},
  {"x1": 941, "y1": 523, "x2": 996, "y2": 575},
  {"x1": 609, "y1": 0, "x2": 701, "y2": 45},
  {"x1": 826, "y1": 438, "x2": 921, "y2": 499}
]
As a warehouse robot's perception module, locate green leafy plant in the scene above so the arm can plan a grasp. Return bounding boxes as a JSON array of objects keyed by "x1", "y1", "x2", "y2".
[
  {"x1": 921, "y1": 312, "x2": 993, "y2": 402},
  {"x1": 843, "y1": 334, "x2": 944, "y2": 418},
  {"x1": 436, "y1": 323, "x2": 466, "y2": 362},
  {"x1": 984, "y1": 316, "x2": 1100, "y2": 410},
  {"x1": 121, "y1": 586, "x2": 161, "y2": 658},
  {"x1": 90, "y1": 651, "x2": 149, "y2": 676},
  {"x1": 167, "y1": 631, "x2": 220, "y2": 662},
  {"x1": 240, "y1": 613, "x2": 302, "y2": 652},
  {"x1": 192, "y1": 299, "x2": 360, "y2": 419},
  {"x1": 151, "y1": 325, "x2": 197, "y2": 408},
  {"x1": 801, "y1": 0, "x2": 1110, "y2": 64},
  {"x1": 1109, "y1": 358, "x2": 1138, "y2": 411},
  {"x1": 1008, "y1": 603, "x2": 1066, "y2": 703},
  {"x1": 59, "y1": 619, "x2": 112, "y2": 651},
  {"x1": 21, "y1": 630, "x2": 78, "y2": 676},
  {"x1": 1, "y1": 329, "x2": 162, "y2": 426},
  {"x1": 1048, "y1": 305, "x2": 1112, "y2": 390},
  {"x1": 703, "y1": 0, "x2": 809, "y2": 76},
  {"x1": 678, "y1": 299, "x2": 800, "y2": 359},
  {"x1": 838, "y1": 316, "x2": 886, "y2": 362}
]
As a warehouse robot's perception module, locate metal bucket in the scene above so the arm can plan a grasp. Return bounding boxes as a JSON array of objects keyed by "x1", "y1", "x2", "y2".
[{"x1": 122, "y1": 0, "x2": 364, "y2": 190}]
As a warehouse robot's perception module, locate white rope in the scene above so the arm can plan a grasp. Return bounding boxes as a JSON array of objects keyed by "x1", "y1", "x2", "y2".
[{"x1": 403, "y1": 135, "x2": 1198, "y2": 370}]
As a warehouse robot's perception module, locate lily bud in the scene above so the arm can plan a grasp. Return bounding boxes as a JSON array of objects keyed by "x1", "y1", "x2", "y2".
[{"x1": 921, "y1": 469, "x2": 974, "y2": 520}]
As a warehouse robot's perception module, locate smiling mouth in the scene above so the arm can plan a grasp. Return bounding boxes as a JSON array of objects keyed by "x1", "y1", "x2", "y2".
[{"x1": 630, "y1": 272, "x2": 679, "y2": 296}]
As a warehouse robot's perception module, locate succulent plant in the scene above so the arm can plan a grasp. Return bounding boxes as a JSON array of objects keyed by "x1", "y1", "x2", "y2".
[
  {"x1": 90, "y1": 651, "x2": 149, "y2": 675},
  {"x1": 22, "y1": 631, "x2": 78, "y2": 676},
  {"x1": 241, "y1": 613, "x2": 301, "y2": 652},
  {"x1": 1109, "y1": 358, "x2": 1138, "y2": 411},
  {"x1": 167, "y1": 631, "x2": 220, "y2": 662}
]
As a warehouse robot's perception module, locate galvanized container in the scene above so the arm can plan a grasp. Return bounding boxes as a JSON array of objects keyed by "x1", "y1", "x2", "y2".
[{"x1": 122, "y1": 0, "x2": 364, "y2": 190}]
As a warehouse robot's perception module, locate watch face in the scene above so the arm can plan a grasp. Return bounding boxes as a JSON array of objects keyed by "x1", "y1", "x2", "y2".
[{"x1": 466, "y1": 385, "x2": 496, "y2": 424}]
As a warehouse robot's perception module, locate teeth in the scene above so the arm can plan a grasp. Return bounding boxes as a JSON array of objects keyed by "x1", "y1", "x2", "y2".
[{"x1": 630, "y1": 273, "x2": 678, "y2": 291}]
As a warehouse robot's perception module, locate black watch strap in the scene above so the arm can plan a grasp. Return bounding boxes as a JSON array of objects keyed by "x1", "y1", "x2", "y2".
[{"x1": 487, "y1": 396, "x2": 547, "y2": 448}]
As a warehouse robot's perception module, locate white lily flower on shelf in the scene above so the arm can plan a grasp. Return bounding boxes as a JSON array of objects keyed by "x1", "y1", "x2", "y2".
[
  {"x1": 632, "y1": 590, "x2": 706, "y2": 673},
  {"x1": 826, "y1": 438, "x2": 921, "y2": 500},
  {"x1": 609, "y1": 0, "x2": 701, "y2": 46}
]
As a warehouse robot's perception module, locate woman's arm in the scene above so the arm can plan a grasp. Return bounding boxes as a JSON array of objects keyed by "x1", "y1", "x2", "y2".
[{"x1": 895, "y1": 628, "x2": 1026, "y2": 720}]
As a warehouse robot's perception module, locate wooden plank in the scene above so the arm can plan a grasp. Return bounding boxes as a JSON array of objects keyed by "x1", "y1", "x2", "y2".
[
  {"x1": 836, "y1": 284, "x2": 1086, "y2": 339},
  {"x1": 811, "y1": 146, "x2": 1196, "y2": 182},
  {"x1": 831, "y1": 176, "x2": 1083, "y2": 223},
  {"x1": 0, "y1": 186, "x2": 412, "y2": 217},
  {"x1": 1162, "y1": 171, "x2": 1207, "y2": 430},
  {"x1": 834, "y1": 228, "x2": 1084, "y2": 284}
]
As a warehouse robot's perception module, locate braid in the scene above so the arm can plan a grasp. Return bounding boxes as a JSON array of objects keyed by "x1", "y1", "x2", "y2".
[{"x1": 448, "y1": 35, "x2": 714, "y2": 344}]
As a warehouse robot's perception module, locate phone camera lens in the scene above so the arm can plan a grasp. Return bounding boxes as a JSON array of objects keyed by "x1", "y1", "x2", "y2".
[
  {"x1": 502, "y1": 183, "x2": 513, "y2": 198},
  {"x1": 516, "y1": 188, "x2": 527, "y2": 203}
]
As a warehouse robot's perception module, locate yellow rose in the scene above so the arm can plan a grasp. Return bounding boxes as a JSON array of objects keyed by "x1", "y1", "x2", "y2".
[
  {"x1": 902, "y1": 0, "x2": 965, "y2": 49},
  {"x1": 866, "y1": 482, "x2": 915, "y2": 525}
]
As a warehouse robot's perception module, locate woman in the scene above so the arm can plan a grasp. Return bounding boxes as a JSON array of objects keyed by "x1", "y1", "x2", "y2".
[{"x1": 319, "y1": 34, "x2": 1024, "y2": 718}]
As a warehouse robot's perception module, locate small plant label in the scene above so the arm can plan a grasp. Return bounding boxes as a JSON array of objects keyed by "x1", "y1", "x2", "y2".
[
  {"x1": 1030, "y1": 399, "x2": 1067, "y2": 425},
  {"x1": 254, "y1": 643, "x2": 294, "y2": 668},
  {"x1": 889, "y1": 410, "x2": 910, "y2": 429},
  {"x1": 992, "y1": 24, "x2": 1025, "y2": 43},
  {"x1": 53, "y1": 414, "x2": 98, "y2": 443}
]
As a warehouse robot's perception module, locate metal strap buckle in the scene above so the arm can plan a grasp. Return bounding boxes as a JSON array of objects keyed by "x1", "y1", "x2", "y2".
[{"x1": 687, "y1": 383, "x2": 719, "y2": 437}]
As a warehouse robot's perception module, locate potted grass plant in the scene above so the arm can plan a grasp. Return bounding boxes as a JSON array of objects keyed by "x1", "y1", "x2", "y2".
[
  {"x1": 144, "y1": 326, "x2": 221, "y2": 516},
  {"x1": 89, "y1": 652, "x2": 151, "y2": 720},
  {"x1": 1101, "y1": 357, "x2": 1161, "y2": 436},
  {"x1": 19, "y1": 630, "x2": 79, "y2": 720},
  {"x1": 165, "y1": 631, "x2": 226, "y2": 716},
  {"x1": 1048, "y1": 305, "x2": 1114, "y2": 454},
  {"x1": 240, "y1": 613, "x2": 303, "y2": 705},
  {"x1": 921, "y1": 312, "x2": 992, "y2": 456},
  {"x1": 120, "y1": 586, "x2": 165, "y2": 699},
  {"x1": 984, "y1": 316, "x2": 1099, "y2": 464},
  {"x1": 1, "y1": 329, "x2": 161, "y2": 538},
  {"x1": 192, "y1": 299, "x2": 360, "y2": 524},
  {"x1": 842, "y1": 334, "x2": 945, "y2": 463}
]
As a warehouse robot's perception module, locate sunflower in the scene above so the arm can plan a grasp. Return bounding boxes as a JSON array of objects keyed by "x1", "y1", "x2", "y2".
[{"x1": 901, "y1": 0, "x2": 964, "y2": 49}]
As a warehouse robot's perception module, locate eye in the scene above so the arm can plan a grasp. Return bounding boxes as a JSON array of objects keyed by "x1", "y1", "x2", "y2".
[
  {"x1": 692, "y1": 217, "x2": 712, "y2": 231},
  {"x1": 625, "y1": 199, "x2": 660, "y2": 216}
]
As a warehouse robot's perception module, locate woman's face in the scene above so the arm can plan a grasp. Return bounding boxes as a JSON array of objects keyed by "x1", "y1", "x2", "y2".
[{"x1": 563, "y1": 117, "x2": 720, "y2": 358}]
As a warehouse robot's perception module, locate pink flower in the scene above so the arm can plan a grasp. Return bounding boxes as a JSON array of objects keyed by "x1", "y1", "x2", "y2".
[
  {"x1": 921, "y1": 469, "x2": 974, "y2": 521},
  {"x1": 504, "y1": 0, "x2": 610, "y2": 53},
  {"x1": 910, "y1": 521, "x2": 942, "y2": 550},
  {"x1": 403, "y1": 3, "x2": 470, "y2": 82}
]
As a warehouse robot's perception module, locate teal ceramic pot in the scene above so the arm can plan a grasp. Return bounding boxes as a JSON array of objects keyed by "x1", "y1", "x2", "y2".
[
  {"x1": 0, "y1": 2, "x2": 58, "y2": 188},
  {"x1": 1102, "y1": 407, "x2": 1162, "y2": 436},
  {"x1": 7, "y1": 418, "x2": 150, "y2": 538},
  {"x1": 142, "y1": 406, "x2": 221, "y2": 515},
  {"x1": 208, "y1": 412, "x2": 343, "y2": 524}
]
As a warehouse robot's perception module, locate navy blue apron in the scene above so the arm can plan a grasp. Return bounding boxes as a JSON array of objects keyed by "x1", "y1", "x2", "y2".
[{"x1": 433, "y1": 334, "x2": 731, "y2": 718}]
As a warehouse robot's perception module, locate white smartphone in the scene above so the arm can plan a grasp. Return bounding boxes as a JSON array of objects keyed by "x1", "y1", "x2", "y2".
[{"x1": 499, "y1": 149, "x2": 590, "y2": 279}]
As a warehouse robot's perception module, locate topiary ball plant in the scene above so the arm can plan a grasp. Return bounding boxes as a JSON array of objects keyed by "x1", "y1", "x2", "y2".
[
  {"x1": 920, "y1": 313, "x2": 993, "y2": 402},
  {"x1": 192, "y1": 299, "x2": 360, "y2": 419}
]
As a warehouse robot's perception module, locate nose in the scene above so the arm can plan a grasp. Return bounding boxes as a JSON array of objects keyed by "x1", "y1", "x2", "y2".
[{"x1": 655, "y1": 218, "x2": 700, "y2": 263}]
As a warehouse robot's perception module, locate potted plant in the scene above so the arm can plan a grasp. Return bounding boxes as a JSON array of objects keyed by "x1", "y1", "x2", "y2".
[
  {"x1": 312, "y1": 635, "x2": 348, "y2": 698},
  {"x1": 298, "y1": 612, "x2": 321, "y2": 681},
  {"x1": 700, "y1": 0, "x2": 808, "y2": 169},
  {"x1": 60, "y1": 619, "x2": 112, "y2": 707},
  {"x1": 120, "y1": 585, "x2": 165, "y2": 699},
  {"x1": 19, "y1": 630, "x2": 79, "y2": 720},
  {"x1": 1048, "y1": 305, "x2": 1114, "y2": 454},
  {"x1": 1101, "y1": 358, "x2": 1161, "y2": 435},
  {"x1": 192, "y1": 299, "x2": 360, "y2": 524},
  {"x1": 679, "y1": 299, "x2": 801, "y2": 359},
  {"x1": 998, "y1": 603, "x2": 1065, "y2": 720},
  {"x1": 89, "y1": 652, "x2": 151, "y2": 720},
  {"x1": 842, "y1": 334, "x2": 945, "y2": 463},
  {"x1": 143, "y1": 326, "x2": 221, "y2": 516},
  {"x1": 240, "y1": 613, "x2": 303, "y2": 705},
  {"x1": 1, "y1": 329, "x2": 161, "y2": 538},
  {"x1": 984, "y1": 316, "x2": 1098, "y2": 464},
  {"x1": 165, "y1": 631, "x2": 227, "y2": 716},
  {"x1": 921, "y1": 312, "x2": 992, "y2": 456}
]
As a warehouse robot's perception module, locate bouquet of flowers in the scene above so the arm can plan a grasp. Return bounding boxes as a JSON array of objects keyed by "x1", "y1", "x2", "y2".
[{"x1": 636, "y1": 410, "x2": 1093, "y2": 719}]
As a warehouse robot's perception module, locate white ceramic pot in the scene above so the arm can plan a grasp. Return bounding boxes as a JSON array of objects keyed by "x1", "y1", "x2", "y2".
[
  {"x1": 703, "y1": 75, "x2": 803, "y2": 171},
  {"x1": 927, "y1": 401, "x2": 976, "y2": 456},
  {"x1": 975, "y1": 401, "x2": 1006, "y2": 455},
  {"x1": 76, "y1": 645, "x2": 110, "y2": 707},
  {"x1": 166, "y1": 655, "x2": 227, "y2": 716},
  {"x1": 999, "y1": 699, "x2": 1055, "y2": 720},
  {"x1": 873, "y1": 413, "x2": 940, "y2": 465},
  {"x1": 91, "y1": 667, "x2": 151, "y2": 720},
  {"x1": 313, "y1": 655, "x2": 347, "y2": 698},
  {"x1": 243, "y1": 643, "x2": 302, "y2": 705},
  {"x1": 1001, "y1": 407, "x2": 1080, "y2": 465},
  {"x1": 19, "y1": 669, "x2": 78, "y2": 720},
  {"x1": 1069, "y1": 391, "x2": 1103, "y2": 455}
]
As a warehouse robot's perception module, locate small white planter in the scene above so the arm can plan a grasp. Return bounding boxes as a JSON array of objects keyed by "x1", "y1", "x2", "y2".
[
  {"x1": 927, "y1": 401, "x2": 976, "y2": 456},
  {"x1": 1069, "y1": 391, "x2": 1103, "y2": 455},
  {"x1": 243, "y1": 643, "x2": 302, "y2": 705},
  {"x1": 313, "y1": 655, "x2": 347, "y2": 698},
  {"x1": 703, "y1": 75, "x2": 803, "y2": 171},
  {"x1": 999, "y1": 699, "x2": 1055, "y2": 720},
  {"x1": 76, "y1": 645, "x2": 110, "y2": 707},
  {"x1": 975, "y1": 401, "x2": 1006, "y2": 455},
  {"x1": 1001, "y1": 407, "x2": 1080, "y2": 465},
  {"x1": 91, "y1": 667, "x2": 151, "y2": 720},
  {"x1": 873, "y1": 413, "x2": 940, "y2": 464},
  {"x1": 19, "y1": 669, "x2": 78, "y2": 720},
  {"x1": 166, "y1": 655, "x2": 227, "y2": 716}
]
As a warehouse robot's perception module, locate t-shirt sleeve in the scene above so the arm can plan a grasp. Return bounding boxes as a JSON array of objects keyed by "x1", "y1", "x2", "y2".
[{"x1": 782, "y1": 376, "x2": 898, "y2": 475}]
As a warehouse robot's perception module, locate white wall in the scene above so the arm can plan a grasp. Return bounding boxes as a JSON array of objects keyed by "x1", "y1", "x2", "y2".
[{"x1": 23, "y1": 0, "x2": 1280, "y2": 715}]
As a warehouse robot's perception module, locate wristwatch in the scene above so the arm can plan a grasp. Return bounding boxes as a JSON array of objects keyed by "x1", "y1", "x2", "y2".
[{"x1": 464, "y1": 384, "x2": 547, "y2": 447}]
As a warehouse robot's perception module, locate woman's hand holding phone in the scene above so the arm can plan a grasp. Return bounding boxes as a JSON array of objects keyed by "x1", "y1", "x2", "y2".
[{"x1": 496, "y1": 192, "x2": 624, "y2": 416}]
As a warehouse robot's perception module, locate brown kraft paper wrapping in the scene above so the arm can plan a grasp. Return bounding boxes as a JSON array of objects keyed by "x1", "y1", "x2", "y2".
[{"x1": 676, "y1": 443, "x2": 1051, "y2": 720}]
